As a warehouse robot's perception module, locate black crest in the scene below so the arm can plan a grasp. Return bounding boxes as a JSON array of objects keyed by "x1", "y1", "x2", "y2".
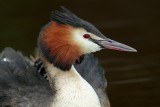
[{"x1": 51, "y1": 6, "x2": 105, "y2": 38}]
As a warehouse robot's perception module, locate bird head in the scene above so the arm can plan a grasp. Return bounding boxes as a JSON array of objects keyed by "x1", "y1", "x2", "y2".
[{"x1": 38, "y1": 6, "x2": 137, "y2": 71}]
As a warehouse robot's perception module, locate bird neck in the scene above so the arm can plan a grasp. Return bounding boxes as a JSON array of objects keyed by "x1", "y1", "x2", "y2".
[
  {"x1": 46, "y1": 63, "x2": 82, "y2": 90},
  {"x1": 45, "y1": 63, "x2": 101, "y2": 107}
]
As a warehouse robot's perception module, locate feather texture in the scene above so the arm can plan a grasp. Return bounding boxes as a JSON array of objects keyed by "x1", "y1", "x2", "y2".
[{"x1": 0, "y1": 48, "x2": 54, "y2": 107}]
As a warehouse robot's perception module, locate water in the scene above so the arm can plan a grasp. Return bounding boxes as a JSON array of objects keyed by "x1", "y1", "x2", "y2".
[{"x1": 0, "y1": 0, "x2": 160, "y2": 107}]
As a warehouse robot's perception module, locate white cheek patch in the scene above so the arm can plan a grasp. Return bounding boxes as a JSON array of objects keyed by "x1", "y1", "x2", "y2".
[{"x1": 72, "y1": 29, "x2": 102, "y2": 54}]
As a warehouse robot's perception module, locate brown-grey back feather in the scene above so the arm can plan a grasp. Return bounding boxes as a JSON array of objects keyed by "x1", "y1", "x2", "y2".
[{"x1": 0, "y1": 48, "x2": 54, "y2": 107}]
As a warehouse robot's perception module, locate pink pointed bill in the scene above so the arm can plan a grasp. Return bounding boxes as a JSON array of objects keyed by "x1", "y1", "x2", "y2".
[{"x1": 94, "y1": 38, "x2": 137, "y2": 52}]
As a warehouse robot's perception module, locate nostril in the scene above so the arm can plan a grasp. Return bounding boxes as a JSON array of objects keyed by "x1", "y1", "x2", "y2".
[{"x1": 108, "y1": 40, "x2": 113, "y2": 43}]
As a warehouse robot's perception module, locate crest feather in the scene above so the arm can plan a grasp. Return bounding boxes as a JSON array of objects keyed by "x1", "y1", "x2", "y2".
[
  {"x1": 51, "y1": 6, "x2": 105, "y2": 38},
  {"x1": 51, "y1": 6, "x2": 80, "y2": 26}
]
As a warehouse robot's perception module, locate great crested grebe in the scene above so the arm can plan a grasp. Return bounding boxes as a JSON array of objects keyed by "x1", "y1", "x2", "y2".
[{"x1": 0, "y1": 7, "x2": 136, "y2": 107}]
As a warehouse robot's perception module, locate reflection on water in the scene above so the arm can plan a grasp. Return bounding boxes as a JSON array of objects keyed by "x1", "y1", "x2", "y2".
[{"x1": 0, "y1": 0, "x2": 160, "y2": 107}]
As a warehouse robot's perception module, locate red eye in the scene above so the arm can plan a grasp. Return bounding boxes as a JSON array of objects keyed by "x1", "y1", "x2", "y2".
[{"x1": 83, "y1": 34, "x2": 90, "y2": 39}]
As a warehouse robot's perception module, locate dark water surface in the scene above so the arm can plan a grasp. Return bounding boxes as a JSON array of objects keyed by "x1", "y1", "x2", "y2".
[{"x1": 0, "y1": 0, "x2": 160, "y2": 107}]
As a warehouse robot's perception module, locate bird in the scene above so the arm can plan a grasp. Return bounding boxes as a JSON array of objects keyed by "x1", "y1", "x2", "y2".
[{"x1": 0, "y1": 6, "x2": 137, "y2": 107}]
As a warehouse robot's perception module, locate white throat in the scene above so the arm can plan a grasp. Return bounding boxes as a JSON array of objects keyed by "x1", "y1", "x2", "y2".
[{"x1": 46, "y1": 64, "x2": 101, "y2": 107}]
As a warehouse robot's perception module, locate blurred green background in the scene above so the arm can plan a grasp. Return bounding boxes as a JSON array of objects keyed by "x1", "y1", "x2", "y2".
[{"x1": 0, "y1": 0, "x2": 160, "y2": 107}]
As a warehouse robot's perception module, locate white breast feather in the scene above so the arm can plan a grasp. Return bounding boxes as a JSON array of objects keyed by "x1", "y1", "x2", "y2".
[{"x1": 47, "y1": 65, "x2": 101, "y2": 107}]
